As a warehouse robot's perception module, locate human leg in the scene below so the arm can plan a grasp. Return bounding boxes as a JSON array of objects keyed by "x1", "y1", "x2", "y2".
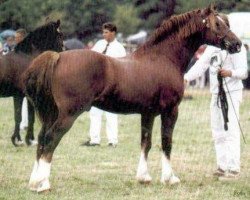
[
  {"x1": 88, "y1": 107, "x2": 103, "y2": 144},
  {"x1": 225, "y1": 91, "x2": 241, "y2": 172},
  {"x1": 20, "y1": 97, "x2": 28, "y2": 130},
  {"x1": 105, "y1": 111, "x2": 118, "y2": 145},
  {"x1": 210, "y1": 94, "x2": 228, "y2": 171}
]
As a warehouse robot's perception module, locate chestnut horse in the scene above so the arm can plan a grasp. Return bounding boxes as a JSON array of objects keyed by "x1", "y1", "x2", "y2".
[
  {"x1": 24, "y1": 5, "x2": 241, "y2": 192},
  {"x1": 0, "y1": 20, "x2": 63, "y2": 146}
]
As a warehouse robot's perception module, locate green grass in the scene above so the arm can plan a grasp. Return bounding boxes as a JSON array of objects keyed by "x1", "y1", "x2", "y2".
[{"x1": 0, "y1": 88, "x2": 249, "y2": 200}]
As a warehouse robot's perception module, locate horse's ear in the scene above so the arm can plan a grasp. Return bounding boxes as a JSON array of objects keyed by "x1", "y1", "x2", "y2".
[
  {"x1": 209, "y1": 3, "x2": 217, "y2": 12},
  {"x1": 201, "y1": 3, "x2": 216, "y2": 19},
  {"x1": 56, "y1": 20, "x2": 61, "y2": 28}
]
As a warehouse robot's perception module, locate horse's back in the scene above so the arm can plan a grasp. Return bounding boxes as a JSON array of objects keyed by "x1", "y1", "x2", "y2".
[{"x1": 52, "y1": 50, "x2": 110, "y2": 107}]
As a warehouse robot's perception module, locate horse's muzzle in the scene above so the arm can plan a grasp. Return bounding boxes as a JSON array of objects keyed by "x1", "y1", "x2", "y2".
[{"x1": 223, "y1": 39, "x2": 242, "y2": 54}]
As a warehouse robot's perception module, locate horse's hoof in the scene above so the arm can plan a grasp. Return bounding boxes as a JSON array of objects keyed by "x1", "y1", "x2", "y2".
[
  {"x1": 169, "y1": 175, "x2": 180, "y2": 185},
  {"x1": 11, "y1": 136, "x2": 24, "y2": 147},
  {"x1": 29, "y1": 178, "x2": 51, "y2": 193},
  {"x1": 136, "y1": 174, "x2": 152, "y2": 184},
  {"x1": 161, "y1": 174, "x2": 180, "y2": 185},
  {"x1": 36, "y1": 179, "x2": 51, "y2": 193},
  {"x1": 15, "y1": 139, "x2": 24, "y2": 147}
]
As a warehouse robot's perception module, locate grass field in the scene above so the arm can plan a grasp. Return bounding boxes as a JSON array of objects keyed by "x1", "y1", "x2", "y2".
[{"x1": 0, "y1": 88, "x2": 249, "y2": 200}]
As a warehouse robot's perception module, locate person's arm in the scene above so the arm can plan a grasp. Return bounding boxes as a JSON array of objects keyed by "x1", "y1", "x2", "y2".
[
  {"x1": 230, "y1": 46, "x2": 248, "y2": 80},
  {"x1": 184, "y1": 47, "x2": 212, "y2": 82}
]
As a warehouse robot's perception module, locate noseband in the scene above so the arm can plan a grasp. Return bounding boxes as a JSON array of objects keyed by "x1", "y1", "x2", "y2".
[
  {"x1": 202, "y1": 17, "x2": 232, "y2": 44},
  {"x1": 217, "y1": 28, "x2": 231, "y2": 41}
]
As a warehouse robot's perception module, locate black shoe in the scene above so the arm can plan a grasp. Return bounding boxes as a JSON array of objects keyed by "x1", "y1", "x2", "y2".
[
  {"x1": 82, "y1": 140, "x2": 100, "y2": 147},
  {"x1": 213, "y1": 168, "x2": 226, "y2": 177},
  {"x1": 108, "y1": 143, "x2": 117, "y2": 148}
]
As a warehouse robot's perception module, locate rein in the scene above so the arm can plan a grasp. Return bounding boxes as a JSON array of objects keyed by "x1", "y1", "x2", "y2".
[{"x1": 216, "y1": 54, "x2": 229, "y2": 130}]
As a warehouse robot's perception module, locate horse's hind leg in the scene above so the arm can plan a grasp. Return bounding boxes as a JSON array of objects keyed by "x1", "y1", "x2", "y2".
[
  {"x1": 11, "y1": 96, "x2": 24, "y2": 146},
  {"x1": 28, "y1": 111, "x2": 76, "y2": 192},
  {"x1": 29, "y1": 123, "x2": 50, "y2": 191},
  {"x1": 160, "y1": 106, "x2": 180, "y2": 185},
  {"x1": 25, "y1": 100, "x2": 37, "y2": 146},
  {"x1": 136, "y1": 113, "x2": 155, "y2": 184}
]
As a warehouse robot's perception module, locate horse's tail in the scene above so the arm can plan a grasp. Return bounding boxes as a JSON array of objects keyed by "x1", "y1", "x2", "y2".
[{"x1": 23, "y1": 51, "x2": 60, "y2": 124}]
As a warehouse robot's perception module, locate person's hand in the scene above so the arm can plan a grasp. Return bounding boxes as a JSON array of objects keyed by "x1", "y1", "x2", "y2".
[{"x1": 219, "y1": 69, "x2": 232, "y2": 77}]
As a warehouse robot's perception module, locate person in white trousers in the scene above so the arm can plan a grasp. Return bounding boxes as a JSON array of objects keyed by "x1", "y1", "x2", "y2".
[
  {"x1": 16, "y1": 29, "x2": 29, "y2": 130},
  {"x1": 20, "y1": 98, "x2": 28, "y2": 130},
  {"x1": 184, "y1": 42, "x2": 248, "y2": 180},
  {"x1": 83, "y1": 22, "x2": 126, "y2": 147}
]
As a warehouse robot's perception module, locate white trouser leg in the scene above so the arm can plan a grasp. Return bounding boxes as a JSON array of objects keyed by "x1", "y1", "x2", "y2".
[
  {"x1": 89, "y1": 107, "x2": 103, "y2": 144},
  {"x1": 211, "y1": 91, "x2": 241, "y2": 172},
  {"x1": 211, "y1": 94, "x2": 228, "y2": 171},
  {"x1": 105, "y1": 111, "x2": 118, "y2": 144},
  {"x1": 20, "y1": 98, "x2": 28, "y2": 130},
  {"x1": 226, "y1": 92, "x2": 241, "y2": 172}
]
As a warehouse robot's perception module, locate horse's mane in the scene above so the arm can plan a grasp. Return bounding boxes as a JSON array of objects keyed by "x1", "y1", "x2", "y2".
[
  {"x1": 14, "y1": 21, "x2": 59, "y2": 54},
  {"x1": 137, "y1": 9, "x2": 204, "y2": 51}
]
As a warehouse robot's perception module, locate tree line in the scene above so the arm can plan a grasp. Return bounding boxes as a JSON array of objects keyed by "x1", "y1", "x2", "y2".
[{"x1": 0, "y1": 0, "x2": 249, "y2": 41}]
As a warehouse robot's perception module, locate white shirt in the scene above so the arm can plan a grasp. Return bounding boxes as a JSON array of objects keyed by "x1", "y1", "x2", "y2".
[
  {"x1": 184, "y1": 45, "x2": 248, "y2": 94},
  {"x1": 92, "y1": 38, "x2": 126, "y2": 58}
]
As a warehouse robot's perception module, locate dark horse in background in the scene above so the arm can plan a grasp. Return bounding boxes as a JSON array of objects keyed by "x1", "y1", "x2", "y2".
[
  {"x1": 0, "y1": 20, "x2": 63, "y2": 146},
  {"x1": 24, "y1": 5, "x2": 241, "y2": 192}
]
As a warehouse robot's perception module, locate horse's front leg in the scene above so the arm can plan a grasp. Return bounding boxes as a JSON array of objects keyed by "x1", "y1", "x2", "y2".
[
  {"x1": 136, "y1": 113, "x2": 155, "y2": 184},
  {"x1": 25, "y1": 100, "x2": 37, "y2": 146},
  {"x1": 161, "y1": 106, "x2": 180, "y2": 185},
  {"x1": 29, "y1": 112, "x2": 75, "y2": 192},
  {"x1": 11, "y1": 96, "x2": 24, "y2": 146}
]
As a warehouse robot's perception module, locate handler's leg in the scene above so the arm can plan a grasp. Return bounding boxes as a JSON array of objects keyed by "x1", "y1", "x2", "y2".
[
  {"x1": 105, "y1": 111, "x2": 118, "y2": 146},
  {"x1": 88, "y1": 107, "x2": 103, "y2": 144},
  {"x1": 226, "y1": 92, "x2": 241, "y2": 173},
  {"x1": 20, "y1": 97, "x2": 28, "y2": 130},
  {"x1": 210, "y1": 94, "x2": 228, "y2": 172}
]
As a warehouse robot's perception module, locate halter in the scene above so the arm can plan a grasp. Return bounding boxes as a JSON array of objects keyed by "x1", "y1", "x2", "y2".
[
  {"x1": 217, "y1": 29, "x2": 231, "y2": 41},
  {"x1": 202, "y1": 16, "x2": 232, "y2": 43}
]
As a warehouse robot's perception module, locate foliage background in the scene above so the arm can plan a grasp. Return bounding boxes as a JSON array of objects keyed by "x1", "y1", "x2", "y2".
[{"x1": 0, "y1": 0, "x2": 250, "y2": 41}]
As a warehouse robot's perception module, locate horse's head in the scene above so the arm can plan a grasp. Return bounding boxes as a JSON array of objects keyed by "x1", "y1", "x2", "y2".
[
  {"x1": 201, "y1": 4, "x2": 241, "y2": 54},
  {"x1": 15, "y1": 20, "x2": 64, "y2": 53},
  {"x1": 32, "y1": 19, "x2": 64, "y2": 52}
]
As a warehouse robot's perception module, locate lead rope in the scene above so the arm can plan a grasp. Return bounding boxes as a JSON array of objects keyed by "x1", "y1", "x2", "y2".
[
  {"x1": 217, "y1": 54, "x2": 229, "y2": 130},
  {"x1": 218, "y1": 52, "x2": 247, "y2": 144}
]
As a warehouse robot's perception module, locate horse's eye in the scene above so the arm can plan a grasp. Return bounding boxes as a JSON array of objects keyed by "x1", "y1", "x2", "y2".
[{"x1": 216, "y1": 22, "x2": 220, "y2": 28}]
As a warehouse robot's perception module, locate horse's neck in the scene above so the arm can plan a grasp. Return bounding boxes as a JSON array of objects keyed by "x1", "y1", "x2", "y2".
[
  {"x1": 134, "y1": 14, "x2": 205, "y2": 73},
  {"x1": 172, "y1": 33, "x2": 204, "y2": 72}
]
